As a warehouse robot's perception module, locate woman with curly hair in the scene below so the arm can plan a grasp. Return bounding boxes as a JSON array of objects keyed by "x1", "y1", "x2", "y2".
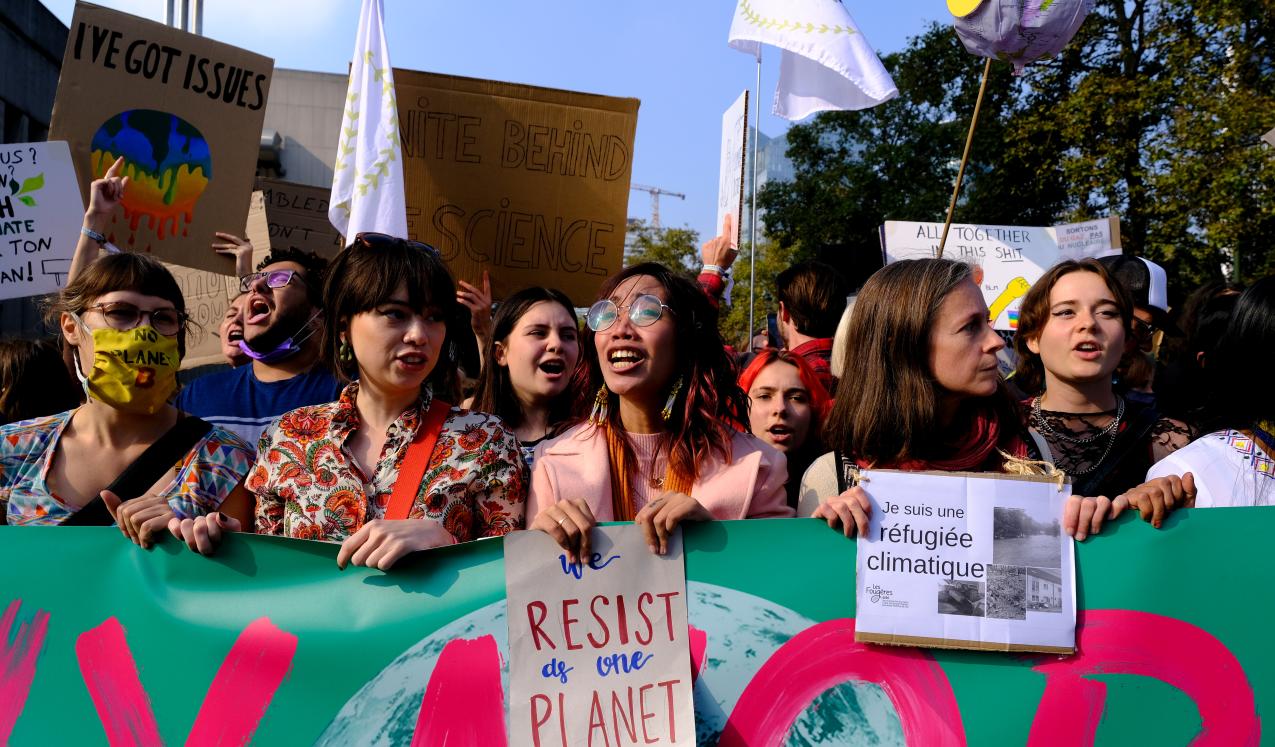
[
  {"x1": 528, "y1": 262, "x2": 792, "y2": 561},
  {"x1": 170, "y1": 235, "x2": 527, "y2": 569}
]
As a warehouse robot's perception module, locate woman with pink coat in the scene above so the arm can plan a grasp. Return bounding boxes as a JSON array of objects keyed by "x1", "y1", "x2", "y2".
[{"x1": 528, "y1": 263, "x2": 792, "y2": 560}]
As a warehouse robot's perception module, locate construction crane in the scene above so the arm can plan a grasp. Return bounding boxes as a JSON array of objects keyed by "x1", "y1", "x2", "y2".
[{"x1": 630, "y1": 184, "x2": 686, "y2": 229}]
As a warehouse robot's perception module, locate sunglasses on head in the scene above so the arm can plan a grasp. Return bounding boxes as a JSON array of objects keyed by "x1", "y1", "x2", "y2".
[
  {"x1": 353, "y1": 232, "x2": 439, "y2": 256},
  {"x1": 240, "y1": 269, "x2": 304, "y2": 294},
  {"x1": 84, "y1": 302, "x2": 186, "y2": 337},
  {"x1": 586, "y1": 294, "x2": 674, "y2": 332}
]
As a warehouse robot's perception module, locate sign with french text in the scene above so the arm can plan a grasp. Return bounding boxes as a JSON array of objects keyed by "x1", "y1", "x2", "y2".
[
  {"x1": 0, "y1": 141, "x2": 81, "y2": 300},
  {"x1": 394, "y1": 69, "x2": 639, "y2": 306},
  {"x1": 716, "y1": 91, "x2": 748, "y2": 247},
  {"x1": 855, "y1": 469, "x2": 1076, "y2": 653},
  {"x1": 504, "y1": 525, "x2": 694, "y2": 747},
  {"x1": 49, "y1": 1, "x2": 273, "y2": 275},
  {"x1": 880, "y1": 217, "x2": 1122, "y2": 330}
]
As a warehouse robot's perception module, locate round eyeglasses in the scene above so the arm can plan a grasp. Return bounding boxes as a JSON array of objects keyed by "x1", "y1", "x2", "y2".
[
  {"x1": 586, "y1": 294, "x2": 673, "y2": 332},
  {"x1": 84, "y1": 302, "x2": 186, "y2": 336}
]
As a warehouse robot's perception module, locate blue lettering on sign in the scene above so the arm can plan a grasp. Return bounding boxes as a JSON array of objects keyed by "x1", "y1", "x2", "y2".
[
  {"x1": 541, "y1": 657, "x2": 573, "y2": 684},
  {"x1": 596, "y1": 650, "x2": 653, "y2": 677},
  {"x1": 558, "y1": 552, "x2": 621, "y2": 579}
]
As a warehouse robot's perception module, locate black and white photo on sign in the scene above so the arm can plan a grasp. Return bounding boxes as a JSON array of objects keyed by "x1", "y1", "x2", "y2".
[
  {"x1": 1027, "y1": 567, "x2": 1064, "y2": 613},
  {"x1": 986, "y1": 564, "x2": 1027, "y2": 620},
  {"x1": 937, "y1": 579, "x2": 985, "y2": 617},
  {"x1": 992, "y1": 505, "x2": 1062, "y2": 569}
]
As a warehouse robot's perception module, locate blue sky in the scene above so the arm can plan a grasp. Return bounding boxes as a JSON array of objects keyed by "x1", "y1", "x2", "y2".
[{"x1": 39, "y1": 0, "x2": 946, "y2": 243}]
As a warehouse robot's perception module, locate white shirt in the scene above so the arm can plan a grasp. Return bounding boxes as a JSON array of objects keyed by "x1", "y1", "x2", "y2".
[{"x1": 1146, "y1": 430, "x2": 1275, "y2": 507}]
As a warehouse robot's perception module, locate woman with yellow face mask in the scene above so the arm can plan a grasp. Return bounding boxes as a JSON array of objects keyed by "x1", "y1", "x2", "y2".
[{"x1": 0, "y1": 253, "x2": 255, "y2": 541}]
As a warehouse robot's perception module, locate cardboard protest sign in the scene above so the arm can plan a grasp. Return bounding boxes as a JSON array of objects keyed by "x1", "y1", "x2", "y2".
[
  {"x1": 171, "y1": 190, "x2": 269, "y2": 369},
  {"x1": 505, "y1": 525, "x2": 694, "y2": 746},
  {"x1": 716, "y1": 91, "x2": 748, "y2": 247},
  {"x1": 0, "y1": 141, "x2": 82, "y2": 300},
  {"x1": 854, "y1": 469, "x2": 1076, "y2": 653},
  {"x1": 880, "y1": 217, "x2": 1121, "y2": 330},
  {"x1": 395, "y1": 69, "x2": 639, "y2": 306},
  {"x1": 49, "y1": 2, "x2": 273, "y2": 275},
  {"x1": 256, "y1": 178, "x2": 344, "y2": 259}
]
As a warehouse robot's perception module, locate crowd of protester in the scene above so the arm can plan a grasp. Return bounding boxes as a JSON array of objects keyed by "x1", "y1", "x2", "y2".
[{"x1": 2, "y1": 164, "x2": 1271, "y2": 570}]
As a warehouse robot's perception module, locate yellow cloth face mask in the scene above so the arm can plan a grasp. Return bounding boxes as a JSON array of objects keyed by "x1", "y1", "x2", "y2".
[{"x1": 74, "y1": 323, "x2": 180, "y2": 415}]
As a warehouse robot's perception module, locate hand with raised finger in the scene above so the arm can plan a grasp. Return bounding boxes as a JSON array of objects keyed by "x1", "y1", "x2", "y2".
[
  {"x1": 87, "y1": 156, "x2": 129, "y2": 225},
  {"x1": 211, "y1": 232, "x2": 256, "y2": 278},
  {"x1": 700, "y1": 214, "x2": 738, "y2": 271},
  {"x1": 337, "y1": 519, "x2": 454, "y2": 571}
]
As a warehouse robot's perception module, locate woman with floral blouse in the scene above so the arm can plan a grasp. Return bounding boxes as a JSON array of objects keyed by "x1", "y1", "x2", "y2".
[{"x1": 169, "y1": 234, "x2": 527, "y2": 569}]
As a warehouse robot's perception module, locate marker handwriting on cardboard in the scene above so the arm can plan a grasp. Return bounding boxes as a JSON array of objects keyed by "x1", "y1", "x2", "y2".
[{"x1": 558, "y1": 552, "x2": 621, "y2": 580}]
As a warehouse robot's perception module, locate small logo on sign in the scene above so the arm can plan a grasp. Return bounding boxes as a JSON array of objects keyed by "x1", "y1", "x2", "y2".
[{"x1": 866, "y1": 584, "x2": 892, "y2": 604}]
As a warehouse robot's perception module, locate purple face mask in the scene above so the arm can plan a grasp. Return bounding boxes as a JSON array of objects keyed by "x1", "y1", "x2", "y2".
[{"x1": 239, "y1": 310, "x2": 321, "y2": 363}]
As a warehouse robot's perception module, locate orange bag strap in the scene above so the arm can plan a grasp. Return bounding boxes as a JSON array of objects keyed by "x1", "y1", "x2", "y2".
[{"x1": 386, "y1": 399, "x2": 451, "y2": 521}]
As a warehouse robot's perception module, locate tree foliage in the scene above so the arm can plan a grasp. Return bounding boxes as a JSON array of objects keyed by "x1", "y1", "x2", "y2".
[{"x1": 759, "y1": 1, "x2": 1275, "y2": 299}]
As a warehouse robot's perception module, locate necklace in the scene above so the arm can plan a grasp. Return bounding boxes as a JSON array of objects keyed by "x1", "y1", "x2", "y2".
[
  {"x1": 1031, "y1": 395, "x2": 1125, "y2": 477},
  {"x1": 1031, "y1": 395, "x2": 1124, "y2": 445}
]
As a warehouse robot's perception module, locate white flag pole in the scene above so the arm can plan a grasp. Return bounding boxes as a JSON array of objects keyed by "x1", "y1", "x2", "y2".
[{"x1": 748, "y1": 48, "x2": 761, "y2": 345}]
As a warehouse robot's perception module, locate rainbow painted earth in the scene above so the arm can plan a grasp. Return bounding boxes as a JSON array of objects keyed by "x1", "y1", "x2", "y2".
[{"x1": 90, "y1": 110, "x2": 212, "y2": 241}]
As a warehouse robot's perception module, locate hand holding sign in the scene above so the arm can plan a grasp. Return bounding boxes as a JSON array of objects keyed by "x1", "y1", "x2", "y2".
[
  {"x1": 1115, "y1": 472, "x2": 1196, "y2": 530},
  {"x1": 456, "y1": 271, "x2": 493, "y2": 348},
  {"x1": 211, "y1": 232, "x2": 255, "y2": 278},
  {"x1": 700, "y1": 214, "x2": 738, "y2": 270},
  {"x1": 530, "y1": 496, "x2": 596, "y2": 564},
  {"x1": 168, "y1": 511, "x2": 240, "y2": 555},
  {"x1": 812, "y1": 485, "x2": 873, "y2": 538},
  {"x1": 101, "y1": 488, "x2": 173, "y2": 549}
]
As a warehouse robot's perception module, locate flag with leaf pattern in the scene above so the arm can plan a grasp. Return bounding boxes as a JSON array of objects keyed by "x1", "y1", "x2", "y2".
[{"x1": 328, "y1": 0, "x2": 407, "y2": 239}]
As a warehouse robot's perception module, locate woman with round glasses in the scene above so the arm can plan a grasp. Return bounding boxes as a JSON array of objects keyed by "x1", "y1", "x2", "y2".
[
  {"x1": 528, "y1": 262, "x2": 792, "y2": 561},
  {"x1": 0, "y1": 252, "x2": 254, "y2": 536},
  {"x1": 169, "y1": 234, "x2": 527, "y2": 569}
]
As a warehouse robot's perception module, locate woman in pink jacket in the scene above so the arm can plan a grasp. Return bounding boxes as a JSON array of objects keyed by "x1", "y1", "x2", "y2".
[{"x1": 528, "y1": 263, "x2": 792, "y2": 560}]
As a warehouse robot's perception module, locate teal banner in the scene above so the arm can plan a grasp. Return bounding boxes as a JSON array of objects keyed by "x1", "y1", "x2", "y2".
[{"x1": 1, "y1": 512, "x2": 1269, "y2": 745}]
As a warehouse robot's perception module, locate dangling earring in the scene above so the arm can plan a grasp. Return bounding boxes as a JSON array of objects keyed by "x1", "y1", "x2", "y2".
[
  {"x1": 339, "y1": 339, "x2": 353, "y2": 364},
  {"x1": 589, "y1": 385, "x2": 610, "y2": 425},
  {"x1": 661, "y1": 377, "x2": 684, "y2": 422}
]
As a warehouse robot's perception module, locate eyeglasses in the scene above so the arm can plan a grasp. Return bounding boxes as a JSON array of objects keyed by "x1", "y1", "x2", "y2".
[
  {"x1": 1131, "y1": 317, "x2": 1156, "y2": 338},
  {"x1": 240, "y1": 269, "x2": 304, "y2": 294},
  {"x1": 586, "y1": 294, "x2": 674, "y2": 332},
  {"x1": 84, "y1": 302, "x2": 186, "y2": 336},
  {"x1": 353, "y1": 232, "x2": 439, "y2": 256}
]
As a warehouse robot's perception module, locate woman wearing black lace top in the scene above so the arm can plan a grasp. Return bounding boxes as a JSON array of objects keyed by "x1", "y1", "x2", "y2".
[{"x1": 1012, "y1": 260, "x2": 1194, "y2": 502}]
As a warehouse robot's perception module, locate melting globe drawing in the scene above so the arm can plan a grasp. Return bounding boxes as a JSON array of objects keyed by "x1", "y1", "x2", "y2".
[
  {"x1": 316, "y1": 582, "x2": 904, "y2": 746},
  {"x1": 90, "y1": 110, "x2": 212, "y2": 241}
]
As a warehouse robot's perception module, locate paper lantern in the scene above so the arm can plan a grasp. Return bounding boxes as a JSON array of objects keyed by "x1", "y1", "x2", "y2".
[{"x1": 949, "y1": 0, "x2": 1095, "y2": 74}]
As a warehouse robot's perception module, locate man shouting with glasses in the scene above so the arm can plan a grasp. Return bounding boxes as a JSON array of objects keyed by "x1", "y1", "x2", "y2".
[{"x1": 176, "y1": 246, "x2": 340, "y2": 446}]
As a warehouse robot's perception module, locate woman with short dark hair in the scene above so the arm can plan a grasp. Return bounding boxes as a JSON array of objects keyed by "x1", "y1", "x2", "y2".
[{"x1": 170, "y1": 234, "x2": 527, "y2": 569}]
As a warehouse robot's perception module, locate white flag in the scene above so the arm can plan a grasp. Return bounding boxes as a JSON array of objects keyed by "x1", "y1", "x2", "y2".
[
  {"x1": 329, "y1": 0, "x2": 407, "y2": 239},
  {"x1": 729, "y1": 0, "x2": 898, "y2": 120}
]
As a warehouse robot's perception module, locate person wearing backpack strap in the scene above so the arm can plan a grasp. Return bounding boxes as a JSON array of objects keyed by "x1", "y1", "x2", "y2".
[
  {"x1": 169, "y1": 234, "x2": 527, "y2": 569},
  {"x1": 0, "y1": 251, "x2": 253, "y2": 541}
]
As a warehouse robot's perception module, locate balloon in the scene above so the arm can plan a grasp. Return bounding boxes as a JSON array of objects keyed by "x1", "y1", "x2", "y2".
[{"x1": 951, "y1": 0, "x2": 1095, "y2": 74}]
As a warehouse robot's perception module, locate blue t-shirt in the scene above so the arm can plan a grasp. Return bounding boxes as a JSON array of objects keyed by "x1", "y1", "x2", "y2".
[{"x1": 176, "y1": 364, "x2": 341, "y2": 448}]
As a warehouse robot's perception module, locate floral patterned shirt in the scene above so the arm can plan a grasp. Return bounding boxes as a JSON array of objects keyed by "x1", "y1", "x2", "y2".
[
  {"x1": 248, "y1": 382, "x2": 527, "y2": 542},
  {"x1": 0, "y1": 409, "x2": 253, "y2": 526}
]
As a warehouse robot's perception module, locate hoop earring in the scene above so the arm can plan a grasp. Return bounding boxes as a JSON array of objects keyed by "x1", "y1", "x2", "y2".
[
  {"x1": 661, "y1": 377, "x2": 684, "y2": 422},
  {"x1": 589, "y1": 385, "x2": 610, "y2": 425},
  {"x1": 338, "y1": 340, "x2": 353, "y2": 364}
]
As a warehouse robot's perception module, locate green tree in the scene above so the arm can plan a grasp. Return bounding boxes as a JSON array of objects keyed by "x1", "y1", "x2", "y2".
[
  {"x1": 717, "y1": 238, "x2": 799, "y2": 349},
  {"x1": 623, "y1": 219, "x2": 700, "y2": 281}
]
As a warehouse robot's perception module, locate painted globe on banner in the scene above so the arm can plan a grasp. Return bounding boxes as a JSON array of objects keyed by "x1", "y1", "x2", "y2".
[
  {"x1": 949, "y1": 0, "x2": 1095, "y2": 74},
  {"x1": 315, "y1": 582, "x2": 904, "y2": 745},
  {"x1": 90, "y1": 109, "x2": 213, "y2": 243}
]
